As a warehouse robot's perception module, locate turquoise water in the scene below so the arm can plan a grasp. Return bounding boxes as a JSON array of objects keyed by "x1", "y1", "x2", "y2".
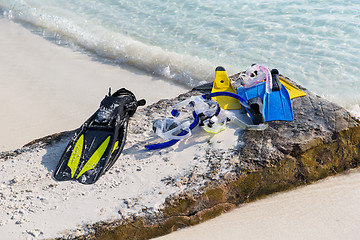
[{"x1": 1, "y1": 0, "x2": 360, "y2": 113}]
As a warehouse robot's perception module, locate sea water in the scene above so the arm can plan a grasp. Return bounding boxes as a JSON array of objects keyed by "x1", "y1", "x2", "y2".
[{"x1": 1, "y1": 0, "x2": 359, "y2": 115}]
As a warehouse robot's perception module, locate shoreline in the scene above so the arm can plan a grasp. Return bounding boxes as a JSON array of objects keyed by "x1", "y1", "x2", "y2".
[
  {"x1": 0, "y1": 18, "x2": 188, "y2": 151},
  {"x1": 155, "y1": 168, "x2": 360, "y2": 240}
]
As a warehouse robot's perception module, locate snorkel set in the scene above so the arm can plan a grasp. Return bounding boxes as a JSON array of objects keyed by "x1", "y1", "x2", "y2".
[
  {"x1": 145, "y1": 93, "x2": 266, "y2": 150},
  {"x1": 54, "y1": 64, "x2": 305, "y2": 184},
  {"x1": 145, "y1": 64, "x2": 287, "y2": 150}
]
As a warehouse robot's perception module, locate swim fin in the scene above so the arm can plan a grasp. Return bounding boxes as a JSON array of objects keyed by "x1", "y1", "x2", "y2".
[
  {"x1": 263, "y1": 69, "x2": 294, "y2": 121},
  {"x1": 211, "y1": 66, "x2": 242, "y2": 110},
  {"x1": 54, "y1": 88, "x2": 146, "y2": 184},
  {"x1": 237, "y1": 69, "x2": 294, "y2": 122},
  {"x1": 279, "y1": 76, "x2": 306, "y2": 99}
]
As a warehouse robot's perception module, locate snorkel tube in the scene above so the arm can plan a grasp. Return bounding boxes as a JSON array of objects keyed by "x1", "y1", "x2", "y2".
[{"x1": 259, "y1": 65, "x2": 273, "y2": 94}]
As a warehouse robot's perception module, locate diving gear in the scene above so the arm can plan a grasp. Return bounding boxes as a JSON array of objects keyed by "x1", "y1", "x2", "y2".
[
  {"x1": 238, "y1": 64, "x2": 273, "y2": 94},
  {"x1": 211, "y1": 66, "x2": 242, "y2": 110},
  {"x1": 237, "y1": 82, "x2": 266, "y2": 124},
  {"x1": 238, "y1": 68, "x2": 294, "y2": 122},
  {"x1": 224, "y1": 110, "x2": 267, "y2": 131},
  {"x1": 168, "y1": 96, "x2": 225, "y2": 135},
  {"x1": 207, "y1": 92, "x2": 267, "y2": 129},
  {"x1": 152, "y1": 118, "x2": 191, "y2": 141},
  {"x1": 238, "y1": 64, "x2": 305, "y2": 99},
  {"x1": 279, "y1": 76, "x2": 306, "y2": 99},
  {"x1": 145, "y1": 95, "x2": 225, "y2": 150},
  {"x1": 145, "y1": 91, "x2": 267, "y2": 150},
  {"x1": 54, "y1": 88, "x2": 145, "y2": 184},
  {"x1": 263, "y1": 69, "x2": 294, "y2": 121},
  {"x1": 145, "y1": 111, "x2": 199, "y2": 150},
  {"x1": 247, "y1": 97, "x2": 265, "y2": 125}
]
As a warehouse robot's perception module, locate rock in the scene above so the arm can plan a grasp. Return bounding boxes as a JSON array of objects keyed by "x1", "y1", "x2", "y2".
[
  {"x1": 78, "y1": 76, "x2": 359, "y2": 239},
  {"x1": 4, "y1": 75, "x2": 360, "y2": 240},
  {"x1": 71, "y1": 229, "x2": 84, "y2": 238}
]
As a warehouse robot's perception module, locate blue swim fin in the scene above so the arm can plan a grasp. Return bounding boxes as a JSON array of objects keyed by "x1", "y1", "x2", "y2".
[
  {"x1": 263, "y1": 69, "x2": 294, "y2": 121},
  {"x1": 237, "y1": 69, "x2": 294, "y2": 122}
]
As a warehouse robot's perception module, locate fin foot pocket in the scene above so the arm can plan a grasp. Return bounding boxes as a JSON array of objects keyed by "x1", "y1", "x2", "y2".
[{"x1": 248, "y1": 97, "x2": 265, "y2": 125}]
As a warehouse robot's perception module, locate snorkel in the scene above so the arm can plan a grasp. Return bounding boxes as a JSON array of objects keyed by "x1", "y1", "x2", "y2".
[
  {"x1": 261, "y1": 65, "x2": 273, "y2": 94},
  {"x1": 146, "y1": 95, "x2": 222, "y2": 150},
  {"x1": 145, "y1": 92, "x2": 266, "y2": 150}
]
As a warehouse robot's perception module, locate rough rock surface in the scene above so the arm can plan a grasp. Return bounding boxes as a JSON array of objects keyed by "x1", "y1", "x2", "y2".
[
  {"x1": 76, "y1": 76, "x2": 360, "y2": 239},
  {"x1": 1, "y1": 75, "x2": 359, "y2": 240}
]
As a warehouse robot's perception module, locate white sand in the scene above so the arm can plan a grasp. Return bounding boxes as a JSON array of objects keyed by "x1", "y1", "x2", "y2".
[
  {"x1": 1, "y1": 18, "x2": 360, "y2": 240},
  {"x1": 0, "y1": 122, "x2": 242, "y2": 239},
  {"x1": 155, "y1": 168, "x2": 360, "y2": 240},
  {"x1": 0, "y1": 18, "x2": 187, "y2": 152}
]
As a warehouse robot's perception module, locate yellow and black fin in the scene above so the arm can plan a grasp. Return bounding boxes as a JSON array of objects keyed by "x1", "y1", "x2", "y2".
[{"x1": 211, "y1": 66, "x2": 242, "y2": 110}]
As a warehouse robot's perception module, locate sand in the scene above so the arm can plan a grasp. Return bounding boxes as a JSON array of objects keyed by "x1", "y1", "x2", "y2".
[
  {"x1": 0, "y1": 18, "x2": 239, "y2": 239},
  {"x1": 1, "y1": 18, "x2": 360, "y2": 240},
  {"x1": 155, "y1": 168, "x2": 360, "y2": 240},
  {"x1": 0, "y1": 18, "x2": 188, "y2": 152}
]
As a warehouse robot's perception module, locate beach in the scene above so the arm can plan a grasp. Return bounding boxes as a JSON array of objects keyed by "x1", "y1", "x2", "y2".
[
  {"x1": 0, "y1": 18, "x2": 193, "y2": 239},
  {"x1": 0, "y1": 18, "x2": 188, "y2": 152},
  {"x1": 155, "y1": 168, "x2": 360, "y2": 240},
  {"x1": 1, "y1": 18, "x2": 360, "y2": 240}
]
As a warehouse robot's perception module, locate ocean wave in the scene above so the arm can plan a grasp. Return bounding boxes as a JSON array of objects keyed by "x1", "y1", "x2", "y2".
[
  {"x1": 1, "y1": 0, "x2": 360, "y2": 112},
  {"x1": 349, "y1": 104, "x2": 360, "y2": 119},
  {"x1": 0, "y1": 2, "x2": 218, "y2": 88}
]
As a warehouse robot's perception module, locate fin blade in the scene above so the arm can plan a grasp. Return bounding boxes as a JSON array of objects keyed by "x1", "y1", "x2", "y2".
[
  {"x1": 76, "y1": 135, "x2": 111, "y2": 179},
  {"x1": 279, "y1": 76, "x2": 306, "y2": 99},
  {"x1": 211, "y1": 67, "x2": 241, "y2": 110},
  {"x1": 264, "y1": 86, "x2": 294, "y2": 121},
  {"x1": 67, "y1": 134, "x2": 84, "y2": 178}
]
